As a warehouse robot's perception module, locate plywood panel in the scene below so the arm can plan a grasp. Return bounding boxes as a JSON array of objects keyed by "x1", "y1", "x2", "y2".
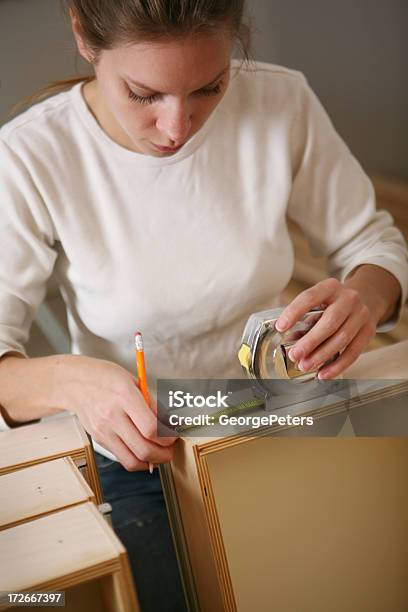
[
  {"x1": 170, "y1": 441, "x2": 225, "y2": 611},
  {"x1": 0, "y1": 503, "x2": 121, "y2": 593},
  {"x1": 0, "y1": 502, "x2": 139, "y2": 612},
  {"x1": 206, "y1": 437, "x2": 408, "y2": 612},
  {"x1": 0, "y1": 414, "x2": 103, "y2": 504},
  {"x1": 0, "y1": 457, "x2": 95, "y2": 530},
  {"x1": 0, "y1": 415, "x2": 87, "y2": 473},
  {"x1": 345, "y1": 340, "x2": 408, "y2": 379}
]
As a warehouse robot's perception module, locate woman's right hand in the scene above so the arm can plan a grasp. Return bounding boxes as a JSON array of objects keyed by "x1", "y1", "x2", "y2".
[
  {"x1": 0, "y1": 353, "x2": 176, "y2": 472},
  {"x1": 58, "y1": 355, "x2": 177, "y2": 471}
]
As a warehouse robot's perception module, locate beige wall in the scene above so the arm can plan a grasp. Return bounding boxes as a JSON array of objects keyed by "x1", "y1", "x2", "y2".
[
  {"x1": 251, "y1": 0, "x2": 408, "y2": 180},
  {"x1": 1, "y1": 0, "x2": 407, "y2": 178}
]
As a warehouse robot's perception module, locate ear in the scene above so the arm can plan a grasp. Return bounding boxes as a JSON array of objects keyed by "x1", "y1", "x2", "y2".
[{"x1": 69, "y1": 7, "x2": 95, "y2": 63}]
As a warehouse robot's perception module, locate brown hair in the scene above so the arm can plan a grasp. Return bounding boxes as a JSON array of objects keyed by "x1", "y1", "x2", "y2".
[
  {"x1": 66, "y1": 0, "x2": 250, "y2": 54},
  {"x1": 13, "y1": 0, "x2": 250, "y2": 114}
]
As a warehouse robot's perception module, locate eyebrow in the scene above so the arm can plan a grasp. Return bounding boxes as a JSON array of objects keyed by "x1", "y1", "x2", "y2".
[{"x1": 126, "y1": 64, "x2": 230, "y2": 94}]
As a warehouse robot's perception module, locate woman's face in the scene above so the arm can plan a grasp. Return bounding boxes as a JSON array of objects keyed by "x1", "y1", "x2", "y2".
[{"x1": 75, "y1": 23, "x2": 233, "y2": 156}]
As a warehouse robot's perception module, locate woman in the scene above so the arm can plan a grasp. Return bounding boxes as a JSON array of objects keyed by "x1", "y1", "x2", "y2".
[{"x1": 0, "y1": 1, "x2": 407, "y2": 610}]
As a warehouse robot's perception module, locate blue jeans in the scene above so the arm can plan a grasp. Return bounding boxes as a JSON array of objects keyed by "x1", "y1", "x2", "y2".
[{"x1": 95, "y1": 453, "x2": 187, "y2": 612}]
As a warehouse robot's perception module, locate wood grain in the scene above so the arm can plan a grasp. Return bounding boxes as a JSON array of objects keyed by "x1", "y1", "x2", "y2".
[
  {"x1": 0, "y1": 503, "x2": 139, "y2": 612},
  {"x1": 0, "y1": 457, "x2": 95, "y2": 531},
  {"x1": 0, "y1": 414, "x2": 103, "y2": 503}
]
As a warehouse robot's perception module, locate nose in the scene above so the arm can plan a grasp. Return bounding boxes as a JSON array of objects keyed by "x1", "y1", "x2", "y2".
[{"x1": 156, "y1": 98, "x2": 192, "y2": 145}]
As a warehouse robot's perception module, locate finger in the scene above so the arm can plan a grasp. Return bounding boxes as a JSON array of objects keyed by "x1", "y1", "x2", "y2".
[
  {"x1": 317, "y1": 322, "x2": 374, "y2": 379},
  {"x1": 298, "y1": 311, "x2": 364, "y2": 372},
  {"x1": 119, "y1": 413, "x2": 175, "y2": 464},
  {"x1": 275, "y1": 278, "x2": 341, "y2": 332},
  {"x1": 96, "y1": 432, "x2": 149, "y2": 472},
  {"x1": 129, "y1": 387, "x2": 177, "y2": 447},
  {"x1": 288, "y1": 298, "x2": 351, "y2": 363},
  {"x1": 148, "y1": 399, "x2": 175, "y2": 434},
  {"x1": 294, "y1": 296, "x2": 368, "y2": 368}
]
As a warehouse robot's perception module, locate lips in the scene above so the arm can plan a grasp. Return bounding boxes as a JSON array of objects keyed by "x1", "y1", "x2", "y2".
[{"x1": 151, "y1": 142, "x2": 183, "y2": 153}]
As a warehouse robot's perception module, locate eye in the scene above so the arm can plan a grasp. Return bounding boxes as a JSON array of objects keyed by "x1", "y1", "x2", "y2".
[
  {"x1": 127, "y1": 80, "x2": 224, "y2": 105},
  {"x1": 195, "y1": 81, "x2": 224, "y2": 97},
  {"x1": 128, "y1": 90, "x2": 161, "y2": 105}
]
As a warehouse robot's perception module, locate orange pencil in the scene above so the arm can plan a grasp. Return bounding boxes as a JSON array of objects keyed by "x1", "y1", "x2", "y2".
[{"x1": 134, "y1": 331, "x2": 153, "y2": 473}]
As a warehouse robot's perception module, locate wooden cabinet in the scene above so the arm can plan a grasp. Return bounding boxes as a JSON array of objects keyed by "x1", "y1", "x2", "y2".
[
  {"x1": 0, "y1": 418, "x2": 140, "y2": 611},
  {"x1": 0, "y1": 503, "x2": 139, "y2": 612},
  {"x1": 164, "y1": 341, "x2": 408, "y2": 611}
]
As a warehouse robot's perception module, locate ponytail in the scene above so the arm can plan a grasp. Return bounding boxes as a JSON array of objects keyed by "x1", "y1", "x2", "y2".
[{"x1": 9, "y1": 75, "x2": 94, "y2": 118}]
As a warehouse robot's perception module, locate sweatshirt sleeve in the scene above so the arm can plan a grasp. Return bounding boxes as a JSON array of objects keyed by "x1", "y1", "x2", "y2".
[
  {"x1": 287, "y1": 76, "x2": 408, "y2": 332},
  {"x1": 0, "y1": 139, "x2": 57, "y2": 360}
]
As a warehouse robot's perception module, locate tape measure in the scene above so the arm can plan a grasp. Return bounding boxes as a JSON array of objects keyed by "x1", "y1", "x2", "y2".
[{"x1": 238, "y1": 307, "x2": 338, "y2": 396}]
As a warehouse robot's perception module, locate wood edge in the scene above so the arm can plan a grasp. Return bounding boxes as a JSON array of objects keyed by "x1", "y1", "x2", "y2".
[
  {"x1": 0, "y1": 503, "x2": 128, "y2": 598},
  {"x1": 170, "y1": 440, "x2": 225, "y2": 611},
  {"x1": 100, "y1": 552, "x2": 140, "y2": 612},
  {"x1": 64, "y1": 456, "x2": 96, "y2": 502},
  {"x1": 178, "y1": 341, "x2": 408, "y2": 454},
  {"x1": 84, "y1": 447, "x2": 104, "y2": 504},
  {"x1": 197, "y1": 455, "x2": 237, "y2": 612},
  {"x1": 158, "y1": 463, "x2": 200, "y2": 611},
  {"x1": 85, "y1": 502, "x2": 127, "y2": 557},
  {"x1": 9, "y1": 558, "x2": 120, "y2": 597},
  {"x1": 0, "y1": 450, "x2": 85, "y2": 477},
  {"x1": 0, "y1": 499, "x2": 92, "y2": 533},
  {"x1": 193, "y1": 380, "x2": 408, "y2": 456},
  {"x1": 117, "y1": 551, "x2": 141, "y2": 612},
  {"x1": 71, "y1": 414, "x2": 92, "y2": 449}
]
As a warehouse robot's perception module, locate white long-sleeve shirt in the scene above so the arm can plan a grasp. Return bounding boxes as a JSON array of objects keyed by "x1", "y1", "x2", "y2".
[{"x1": 1, "y1": 60, "x2": 407, "y2": 434}]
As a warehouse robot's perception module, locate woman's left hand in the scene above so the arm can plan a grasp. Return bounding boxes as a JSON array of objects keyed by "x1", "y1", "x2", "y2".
[{"x1": 275, "y1": 274, "x2": 385, "y2": 379}]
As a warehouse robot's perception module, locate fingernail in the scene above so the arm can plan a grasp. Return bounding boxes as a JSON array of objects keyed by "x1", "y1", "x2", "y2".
[
  {"x1": 276, "y1": 317, "x2": 289, "y2": 332},
  {"x1": 298, "y1": 360, "x2": 308, "y2": 372},
  {"x1": 289, "y1": 347, "x2": 303, "y2": 361}
]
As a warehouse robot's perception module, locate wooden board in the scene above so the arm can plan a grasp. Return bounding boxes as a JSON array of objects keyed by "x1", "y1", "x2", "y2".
[
  {"x1": 168, "y1": 441, "x2": 225, "y2": 612},
  {"x1": 345, "y1": 339, "x2": 408, "y2": 379},
  {"x1": 0, "y1": 502, "x2": 139, "y2": 612},
  {"x1": 0, "y1": 457, "x2": 95, "y2": 530},
  {"x1": 206, "y1": 437, "x2": 408, "y2": 612},
  {"x1": 0, "y1": 414, "x2": 103, "y2": 503}
]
